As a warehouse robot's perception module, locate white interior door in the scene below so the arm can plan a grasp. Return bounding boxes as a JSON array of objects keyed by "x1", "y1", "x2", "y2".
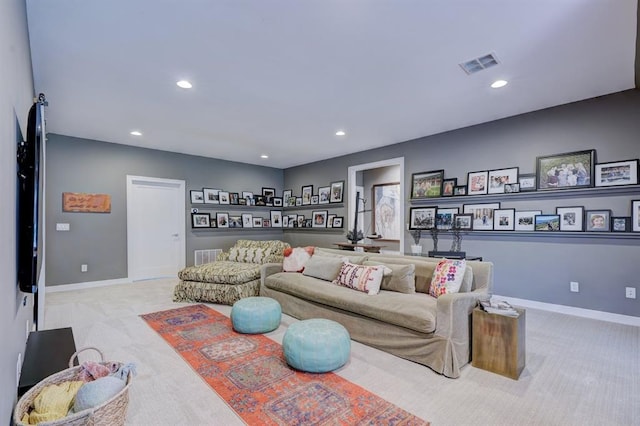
[{"x1": 127, "y1": 176, "x2": 185, "y2": 281}]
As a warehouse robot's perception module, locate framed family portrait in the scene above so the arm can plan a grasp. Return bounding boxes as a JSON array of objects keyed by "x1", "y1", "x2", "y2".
[
  {"x1": 536, "y1": 149, "x2": 595, "y2": 190},
  {"x1": 585, "y1": 209, "x2": 611, "y2": 232},
  {"x1": 330, "y1": 181, "x2": 344, "y2": 203},
  {"x1": 463, "y1": 202, "x2": 500, "y2": 230},
  {"x1": 301, "y1": 185, "x2": 313, "y2": 205},
  {"x1": 633, "y1": 200, "x2": 640, "y2": 232},
  {"x1": 518, "y1": 173, "x2": 537, "y2": 192},
  {"x1": 556, "y1": 206, "x2": 584, "y2": 231},
  {"x1": 218, "y1": 191, "x2": 230, "y2": 205},
  {"x1": 488, "y1": 167, "x2": 519, "y2": 194},
  {"x1": 191, "y1": 213, "x2": 210, "y2": 228},
  {"x1": 534, "y1": 214, "x2": 560, "y2": 231},
  {"x1": 282, "y1": 189, "x2": 292, "y2": 207},
  {"x1": 312, "y1": 210, "x2": 328, "y2": 227},
  {"x1": 409, "y1": 206, "x2": 437, "y2": 230},
  {"x1": 454, "y1": 185, "x2": 467, "y2": 196},
  {"x1": 435, "y1": 207, "x2": 459, "y2": 230},
  {"x1": 203, "y1": 188, "x2": 220, "y2": 204},
  {"x1": 411, "y1": 170, "x2": 444, "y2": 199},
  {"x1": 453, "y1": 213, "x2": 473, "y2": 230},
  {"x1": 466, "y1": 171, "x2": 488, "y2": 196},
  {"x1": 493, "y1": 208, "x2": 515, "y2": 231},
  {"x1": 372, "y1": 182, "x2": 401, "y2": 240},
  {"x1": 318, "y1": 186, "x2": 331, "y2": 204},
  {"x1": 594, "y1": 159, "x2": 638, "y2": 187},
  {"x1": 262, "y1": 187, "x2": 276, "y2": 205},
  {"x1": 514, "y1": 210, "x2": 542, "y2": 231}
]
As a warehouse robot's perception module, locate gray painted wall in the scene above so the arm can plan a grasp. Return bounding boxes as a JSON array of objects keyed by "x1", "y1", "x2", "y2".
[
  {"x1": 283, "y1": 90, "x2": 640, "y2": 317},
  {"x1": 45, "y1": 134, "x2": 283, "y2": 286},
  {"x1": 1, "y1": 0, "x2": 36, "y2": 420}
]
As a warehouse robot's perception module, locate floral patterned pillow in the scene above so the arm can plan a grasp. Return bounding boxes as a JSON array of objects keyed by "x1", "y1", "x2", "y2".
[{"x1": 429, "y1": 259, "x2": 467, "y2": 298}]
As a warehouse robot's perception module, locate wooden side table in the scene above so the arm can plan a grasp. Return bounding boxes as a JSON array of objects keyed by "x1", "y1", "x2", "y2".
[{"x1": 472, "y1": 307, "x2": 525, "y2": 379}]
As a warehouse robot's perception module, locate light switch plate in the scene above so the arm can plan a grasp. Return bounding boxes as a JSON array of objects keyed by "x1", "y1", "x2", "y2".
[{"x1": 56, "y1": 223, "x2": 70, "y2": 231}]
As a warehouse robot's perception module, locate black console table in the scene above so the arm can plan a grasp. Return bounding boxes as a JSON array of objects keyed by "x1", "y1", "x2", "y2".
[{"x1": 18, "y1": 327, "x2": 77, "y2": 397}]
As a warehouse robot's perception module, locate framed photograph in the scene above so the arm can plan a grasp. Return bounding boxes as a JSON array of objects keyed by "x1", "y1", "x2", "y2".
[
  {"x1": 330, "y1": 181, "x2": 344, "y2": 203},
  {"x1": 282, "y1": 216, "x2": 289, "y2": 227},
  {"x1": 585, "y1": 209, "x2": 611, "y2": 232},
  {"x1": 262, "y1": 187, "x2": 276, "y2": 205},
  {"x1": 411, "y1": 170, "x2": 444, "y2": 199},
  {"x1": 633, "y1": 200, "x2": 640, "y2": 232},
  {"x1": 409, "y1": 206, "x2": 437, "y2": 230},
  {"x1": 594, "y1": 159, "x2": 638, "y2": 187},
  {"x1": 241, "y1": 213, "x2": 253, "y2": 228},
  {"x1": 209, "y1": 218, "x2": 217, "y2": 228},
  {"x1": 454, "y1": 185, "x2": 467, "y2": 196},
  {"x1": 295, "y1": 197, "x2": 302, "y2": 206},
  {"x1": 287, "y1": 214, "x2": 297, "y2": 227},
  {"x1": 262, "y1": 219, "x2": 271, "y2": 228},
  {"x1": 518, "y1": 173, "x2": 537, "y2": 192},
  {"x1": 282, "y1": 190, "x2": 292, "y2": 207},
  {"x1": 332, "y1": 216, "x2": 344, "y2": 228},
  {"x1": 488, "y1": 167, "x2": 519, "y2": 194},
  {"x1": 504, "y1": 183, "x2": 520, "y2": 193},
  {"x1": 190, "y1": 190, "x2": 204, "y2": 204},
  {"x1": 514, "y1": 210, "x2": 542, "y2": 231},
  {"x1": 435, "y1": 207, "x2": 459, "y2": 230},
  {"x1": 228, "y1": 216, "x2": 243, "y2": 228},
  {"x1": 463, "y1": 202, "x2": 501, "y2": 230},
  {"x1": 312, "y1": 210, "x2": 328, "y2": 228},
  {"x1": 493, "y1": 208, "x2": 515, "y2": 231},
  {"x1": 229, "y1": 192, "x2": 239, "y2": 205},
  {"x1": 556, "y1": 206, "x2": 584, "y2": 231},
  {"x1": 536, "y1": 149, "x2": 596, "y2": 190},
  {"x1": 191, "y1": 213, "x2": 210, "y2": 228},
  {"x1": 327, "y1": 214, "x2": 336, "y2": 227},
  {"x1": 372, "y1": 182, "x2": 401, "y2": 240},
  {"x1": 296, "y1": 215, "x2": 305, "y2": 228},
  {"x1": 242, "y1": 191, "x2": 254, "y2": 203},
  {"x1": 441, "y1": 178, "x2": 457, "y2": 197},
  {"x1": 466, "y1": 171, "x2": 489, "y2": 196},
  {"x1": 273, "y1": 197, "x2": 283, "y2": 207},
  {"x1": 535, "y1": 214, "x2": 560, "y2": 231},
  {"x1": 311, "y1": 195, "x2": 319, "y2": 205},
  {"x1": 301, "y1": 185, "x2": 313, "y2": 205},
  {"x1": 453, "y1": 213, "x2": 473, "y2": 230},
  {"x1": 318, "y1": 186, "x2": 331, "y2": 204},
  {"x1": 611, "y1": 216, "x2": 630, "y2": 232},
  {"x1": 305, "y1": 219, "x2": 313, "y2": 228},
  {"x1": 288, "y1": 196, "x2": 297, "y2": 207},
  {"x1": 218, "y1": 191, "x2": 230, "y2": 205},
  {"x1": 254, "y1": 195, "x2": 266, "y2": 206},
  {"x1": 252, "y1": 217, "x2": 263, "y2": 227},
  {"x1": 203, "y1": 188, "x2": 220, "y2": 204},
  {"x1": 270, "y1": 210, "x2": 283, "y2": 227},
  {"x1": 239, "y1": 198, "x2": 247, "y2": 206},
  {"x1": 216, "y1": 212, "x2": 229, "y2": 228}
]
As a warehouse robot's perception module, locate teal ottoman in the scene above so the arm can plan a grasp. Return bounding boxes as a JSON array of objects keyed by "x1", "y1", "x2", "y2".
[
  {"x1": 283, "y1": 318, "x2": 351, "y2": 373},
  {"x1": 231, "y1": 297, "x2": 281, "y2": 334}
]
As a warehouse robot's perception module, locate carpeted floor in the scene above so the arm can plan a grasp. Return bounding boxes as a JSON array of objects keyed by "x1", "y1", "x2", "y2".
[
  {"x1": 141, "y1": 304, "x2": 429, "y2": 425},
  {"x1": 44, "y1": 278, "x2": 639, "y2": 425}
]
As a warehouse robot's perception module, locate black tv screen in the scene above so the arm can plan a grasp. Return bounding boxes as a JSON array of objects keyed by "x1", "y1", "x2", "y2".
[{"x1": 17, "y1": 94, "x2": 46, "y2": 293}]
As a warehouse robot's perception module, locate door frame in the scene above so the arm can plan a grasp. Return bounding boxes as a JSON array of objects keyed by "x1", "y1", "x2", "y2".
[{"x1": 126, "y1": 175, "x2": 186, "y2": 280}]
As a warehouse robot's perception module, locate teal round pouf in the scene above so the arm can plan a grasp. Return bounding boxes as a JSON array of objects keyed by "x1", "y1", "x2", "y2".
[
  {"x1": 283, "y1": 318, "x2": 351, "y2": 373},
  {"x1": 231, "y1": 297, "x2": 281, "y2": 334}
]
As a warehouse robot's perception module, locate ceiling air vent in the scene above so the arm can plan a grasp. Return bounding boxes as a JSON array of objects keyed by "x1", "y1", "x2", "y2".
[{"x1": 459, "y1": 53, "x2": 499, "y2": 75}]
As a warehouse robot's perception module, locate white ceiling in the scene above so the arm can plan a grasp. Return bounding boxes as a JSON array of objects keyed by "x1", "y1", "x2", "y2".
[{"x1": 26, "y1": 1, "x2": 638, "y2": 169}]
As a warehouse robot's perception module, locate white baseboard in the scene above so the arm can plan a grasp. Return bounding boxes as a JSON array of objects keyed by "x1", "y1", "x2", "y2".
[
  {"x1": 45, "y1": 278, "x2": 132, "y2": 293},
  {"x1": 495, "y1": 295, "x2": 640, "y2": 327}
]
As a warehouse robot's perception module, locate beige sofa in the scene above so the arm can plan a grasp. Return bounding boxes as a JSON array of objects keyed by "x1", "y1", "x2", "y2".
[{"x1": 260, "y1": 247, "x2": 492, "y2": 378}]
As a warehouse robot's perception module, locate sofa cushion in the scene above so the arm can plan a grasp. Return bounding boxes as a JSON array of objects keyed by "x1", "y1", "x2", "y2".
[
  {"x1": 313, "y1": 247, "x2": 366, "y2": 264},
  {"x1": 264, "y1": 272, "x2": 437, "y2": 333},
  {"x1": 302, "y1": 255, "x2": 344, "y2": 281},
  {"x1": 283, "y1": 246, "x2": 314, "y2": 272},
  {"x1": 429, "y1": 259, "x2": 466, "y2": 297},
  {"x1": 228, "y1": 247, "x2": 271, "y2": 264},
  {"x1": 364, "y1": 261, "x2": 416, "y2": 294},
  {"x1": 363, "y1": 256, "x2": 437, "y2": 294},
  {"x1": 218, "y1": 239, "x2": 290, "y2": 263},
  {"x1": 334, "y1": 262, "x2": 385, "y2": 295},
  {"x1": 178, "y1": 261, "x2": 261, "y2": 284}
]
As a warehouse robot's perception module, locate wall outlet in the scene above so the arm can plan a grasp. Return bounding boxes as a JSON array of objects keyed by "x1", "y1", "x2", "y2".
[
  {"x1": 56, "y1": 223, "x2": 70, "y2": 231},
  {"x1": 625, "y1": 287, "x2": 636, "y2": 299},
  {"x1": 16, "y1": 353, "x2": 22, "y2": 388},
  {"x1": 570, "y1": 281, "x2": 579, "y2": 292},
  {"x1": 81, "y1": 264, "x2": 88, "y2": 272}
]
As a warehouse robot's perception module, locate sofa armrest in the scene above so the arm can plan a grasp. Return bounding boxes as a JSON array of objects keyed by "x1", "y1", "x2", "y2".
[
  {"x1": 260, "y1": 263, "x2": 283, "y2": 286},
  {"x1": 435, "y1": 290, "x2": 489, "y2": 339}
]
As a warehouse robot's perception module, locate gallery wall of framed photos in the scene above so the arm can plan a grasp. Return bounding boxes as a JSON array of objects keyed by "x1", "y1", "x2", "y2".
[{"x1": 408, "y1": 150, "x2": 640, "y2": 238}]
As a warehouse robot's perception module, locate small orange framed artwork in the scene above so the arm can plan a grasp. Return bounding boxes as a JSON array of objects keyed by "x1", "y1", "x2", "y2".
[{"x1": 62, "y1": 192, "x2": 111, "y2": 213}]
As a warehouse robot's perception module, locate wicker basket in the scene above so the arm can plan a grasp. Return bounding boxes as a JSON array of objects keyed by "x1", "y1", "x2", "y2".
[{"x1": 14, "y1": 347, "x2": 133, "y2": 426}]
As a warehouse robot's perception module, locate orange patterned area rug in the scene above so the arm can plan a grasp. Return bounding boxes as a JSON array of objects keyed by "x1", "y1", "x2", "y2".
[{"x1": 141, "y1": 304, "x2": 429, "y2": 425}]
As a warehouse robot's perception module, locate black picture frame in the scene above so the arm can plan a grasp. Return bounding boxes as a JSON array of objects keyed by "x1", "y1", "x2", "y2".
[
  {"x1": 191, "y1": 212, "x2": 210, "y2": 228},
  {"x1": 332, "y1": 216, "x2": 344, "y2": 228},
  {"x1": 410, "y1": 170, "x2": 444, "y2": 199},
  {"x1": 270, "y1": 210, "x2": 283, "y2": 227},
  {"x1": 493, "y1": 208, "x2": 516, "y2": 231},
  {"x1": 216, "y1": 212, "x2": 229, "y2": 228},
  {"x1": 518, "y1": 173, "x2": 537, "y2": 192},
  {"x1": 462, "y1": 202, "x2": 501, "y2": 231},
  {"x1": 435, "y1": 207, "x2": 459, "y2": 230},
  {"x1": 488, "y1": 167, "x2": 519, "y2": 195},
  {"x1": 203, "y1": 188, "x2": 221, "y2": 204},
  {"x1": 228, "y1": 215, "x2": 243, "y2": 228},
  {"x1": 229, "y1": 192, "x2": 239, "y2": 205},
  {"x1": 514, "y1": 210, "x2": 542, "y2": 231},
  {"x1": 241, "y1": 213, "x2": 253, "y2": 228},
  {"x1": 594, "y1": 159, "x2": 639, "y2": 187},
  {"x1": 466, "y1": 170, "x2": 489, "y2": 196},
  {"x1": 556, "y1": 206, "x2": 584, "y2": 231},
  {"x1": 318, "y1": 186, "x2": 331, "y2": 204},
  {"x1": 441, "y1": 178, "x2": 457, "y2": 197},
  {"x1": 282, "y1": 189, "x2": 292, "y2": 207},
  {"x1": 453, "y1": 185, "x2": 467, "y2": 196},
  {"x1": 272, "y1": 197, "x2": 283, "y2": 207},
  {"x1": 453, "y1": 213, "x2": 473, "y2": 230},
  {"x1": 409, "y1": 206, "x2": 437, "y2": 230},
  {"x1": 312, "y1": 210, "x2": 328, "y2": 228},
  {"x1": 534, "y1": 214, "x2": 560, "y2": 231},
  {"x1": 301, "y1": 185, "x2": 313, "y2": 205},
  {"x1": 262, "y1": 187, "x2": 276, "y2": 204},
  {"x1": 218, "y1": 191, "x2": 230, "y2": 205},
  {"x1": 611, "y1": 216, "x2": 630, "y2": 232},
  {"x1": 585, "y1": 209, "x2": 611, "y2": 232},
  {"x1": 330, "y1": 181, "x2": 344, "y2": 203},
  {"x1": 633, "y1": 200, "x2": 640, "y2": 232},
  {"x1": 536, "y1": 149, "x2": 596, "y2": 190}
]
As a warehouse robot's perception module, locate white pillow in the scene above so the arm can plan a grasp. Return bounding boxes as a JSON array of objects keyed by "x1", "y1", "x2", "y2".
[
  {"x1": 333, "y1": 262, "x2": 385, "y2": 295},
  {"x1": 429, "y1": 259, "x2": 467, "y2": 298},
  {"x1": 282, "y1": 246, "x2": 314, "y2": 272}
]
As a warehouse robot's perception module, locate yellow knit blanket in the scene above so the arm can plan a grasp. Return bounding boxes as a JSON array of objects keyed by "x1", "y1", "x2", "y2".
[{"x1": 21, "y1": 381, "x2": 84, "y2": 424}]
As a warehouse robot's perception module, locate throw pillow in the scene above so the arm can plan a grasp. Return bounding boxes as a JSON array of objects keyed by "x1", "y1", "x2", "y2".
[
  {"x1": 459, "y1": 265, "x2": 474, "y2": 293},
  {"x1": 302, "y1": 255, "x2": 345, "y2": 281},
  {"x1": 364, "y1": 261, "x2": 416, "y2": 294},
  {"x1": 282, "y1": 246, "x2": 315, "y2": 272},
  {"x1": 429, "y1": 259, "x2": 467, "y2": 298},
  {"x1": 333, "y1": 262, "x2": 385, "y2": 295}
]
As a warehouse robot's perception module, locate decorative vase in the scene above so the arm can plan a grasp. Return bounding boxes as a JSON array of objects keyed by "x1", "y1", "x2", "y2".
[{"x1": 410, "y1": 244, "x2": 423, "y2": 255}]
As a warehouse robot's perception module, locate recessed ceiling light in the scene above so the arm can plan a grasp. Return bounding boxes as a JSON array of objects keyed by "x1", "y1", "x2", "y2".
[
  {"x1": 130, "y1": 130, "x2": 142, "y2": 136},
  {"x1": 335, "y1": 130, "x2": 346, "y2": 136},
  {"x1": 491, "y1": 80, "x2": 508, "y2": 89},
  {"x1": 260, "y1": 154, "x2": 269, "y2": 159},
  {"x1": 176, "y1": 80, "x2": 193, "y2": 89}
]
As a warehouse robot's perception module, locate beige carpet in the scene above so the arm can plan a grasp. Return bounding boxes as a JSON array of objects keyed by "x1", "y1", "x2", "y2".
[{"x1": 44, "y1": 278, "x2": 639, "y2": 426}]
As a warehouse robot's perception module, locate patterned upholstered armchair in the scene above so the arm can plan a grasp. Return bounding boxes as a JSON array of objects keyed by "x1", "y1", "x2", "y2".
[{"x1": 173, "y1": 239, "x2": 290, "y2": 305}]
